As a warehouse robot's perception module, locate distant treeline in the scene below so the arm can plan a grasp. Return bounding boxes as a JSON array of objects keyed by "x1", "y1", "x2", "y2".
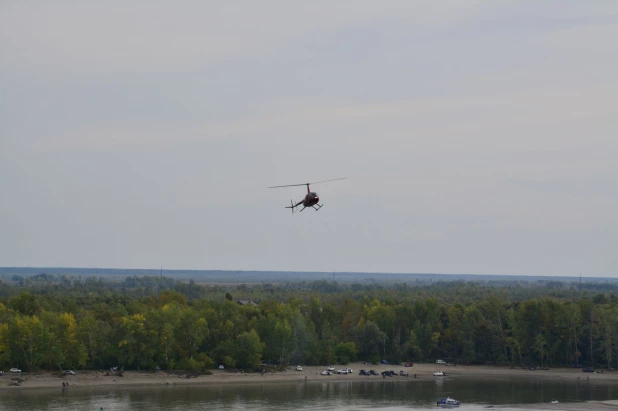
[
  {"x1": 1, "y1": 266, "x2": 615, "y2": 284},
  {"x1": 0, "y1": 275, "x2": 616, "y2": 372}
]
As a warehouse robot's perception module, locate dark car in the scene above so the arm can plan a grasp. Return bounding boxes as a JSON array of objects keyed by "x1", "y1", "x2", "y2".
[
  {"x1": 583, "y1": 367, "x2": 595, "y2": 373},
  {"x1": 369, "y1": 370, "x2": 379, "y2": 376},
  {"x1": 380, "y1": 359, "x2": 388, "y2": 364},
  {"x1": 359, "y1": 370, "x2": 368, "y2": 376}
]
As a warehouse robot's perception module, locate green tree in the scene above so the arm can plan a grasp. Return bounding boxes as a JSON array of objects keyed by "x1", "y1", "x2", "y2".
[
  {"x1": 334, "y1": 341, "x2": 357, "y2": 364},
  {"x1": 236, "y1": 329, "x2": 265, "y2": 368},
  {"x1": 354, "y1": 320, "x2": 386, "y2": 361}
]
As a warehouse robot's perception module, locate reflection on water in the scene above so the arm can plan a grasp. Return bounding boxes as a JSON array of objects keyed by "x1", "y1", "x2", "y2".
[{"x1": 0, "y1": 378, "x2": 616, "y2": 411}]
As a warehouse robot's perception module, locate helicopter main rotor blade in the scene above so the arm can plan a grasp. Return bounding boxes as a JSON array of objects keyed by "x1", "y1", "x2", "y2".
[
  {"x1": 268, "y1": 177, "x2": 347, "y2": 189},
  {"x1": 268, "y1": 183, "x2": 309, "y2": 189},
  {"x1": 310, "y1": 177, "x2": 347, "y2": 185}
]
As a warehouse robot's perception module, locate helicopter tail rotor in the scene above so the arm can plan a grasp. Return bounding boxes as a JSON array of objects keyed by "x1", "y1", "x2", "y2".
[{"x1": 284, "y1": 199, "x2": 295, "y2": 214}]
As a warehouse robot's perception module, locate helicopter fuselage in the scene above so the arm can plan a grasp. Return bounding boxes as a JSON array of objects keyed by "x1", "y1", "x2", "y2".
[{"x1": 303, "y1": 192, "x2": 320, "y2": 207}]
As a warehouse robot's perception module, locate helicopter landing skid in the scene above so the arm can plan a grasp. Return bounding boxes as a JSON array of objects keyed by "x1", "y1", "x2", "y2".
[{"x1": 312, "y1": 204, "x2": 323, "y2": 211}]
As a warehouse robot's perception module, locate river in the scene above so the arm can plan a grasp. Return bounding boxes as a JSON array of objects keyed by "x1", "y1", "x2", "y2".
[{"x1": 1, "y1": 377, "x2": 617, "y2": 410}]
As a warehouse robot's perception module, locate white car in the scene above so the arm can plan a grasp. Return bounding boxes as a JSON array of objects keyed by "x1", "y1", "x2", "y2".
[
  {"x1": 218, "y1": 365, "x2": 224, "y2": 370},
  {"x1": 320, "y1": 370, "x2": 332, "y2": 375},
  {"x1": 433, "y1": 371, "x2": 444, "y2": 376},
  {"x1": 336, "y1": 369, "x2": 348, "y2": 374},
  {"x1": 327, "y1": 365, "x2": 335, "y2": 371},
  {"x1": 63, "y1": 370, "x2": 76, "y2": 375},
  {"x1": 10, "y1": 368, "x2": 21, "y2": 373},
  {"x1": 296, "y1": 365, "x2": 303, "y2": 371},
  {"x1": 436, "y1": 359, "x2": 446, "y2": 364}
]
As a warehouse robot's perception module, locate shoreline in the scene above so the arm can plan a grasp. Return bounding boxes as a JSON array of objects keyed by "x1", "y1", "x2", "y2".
[{"x1": 2, "y1": 362, "x2": 616, "y2": 391}]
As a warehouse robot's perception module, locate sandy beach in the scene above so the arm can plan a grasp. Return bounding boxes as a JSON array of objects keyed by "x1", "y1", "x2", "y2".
[{"x1": 2, "y1": 362, "x2": 616, "y2": 389}]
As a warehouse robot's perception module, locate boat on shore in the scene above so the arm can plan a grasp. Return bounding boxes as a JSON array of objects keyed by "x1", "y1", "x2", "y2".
[{"x1": 436, "y1": 397, "x2": 460, "y2": 407}]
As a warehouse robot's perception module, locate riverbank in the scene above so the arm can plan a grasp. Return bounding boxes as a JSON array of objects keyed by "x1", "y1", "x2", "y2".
[{"x1": 2, "y1": 362, "x2": 615, "y2": 390}]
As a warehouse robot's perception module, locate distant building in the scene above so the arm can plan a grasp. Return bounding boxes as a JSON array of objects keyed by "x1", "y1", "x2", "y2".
[{"x1": 237, "y1": 300, "x2": 258, "y2": 306}]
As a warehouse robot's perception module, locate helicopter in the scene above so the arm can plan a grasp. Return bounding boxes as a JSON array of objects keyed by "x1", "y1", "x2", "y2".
[{"x1": 268, "y1": 177, "x2": 347, "y2": 213}]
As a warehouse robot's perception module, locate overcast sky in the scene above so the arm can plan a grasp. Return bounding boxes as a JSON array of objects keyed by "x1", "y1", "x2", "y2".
[{"x1": 1, "y1": 1, "x2": 616, "y2": 277}]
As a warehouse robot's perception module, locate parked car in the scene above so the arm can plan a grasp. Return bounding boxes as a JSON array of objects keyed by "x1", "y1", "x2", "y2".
[
  {"x1": 369, "y1": 370, "x2": 379, "y2": 376},
  {"x1": 359, "y1": 370, "x2": 368, "y2": 375},
  {"x1": 296, "y1": 365, "x2": 303, "y2": 371},
  {"x1": 327, "y1": 365, "x2": 335, "y2": 371},
  {"x1": 583, "y1": 367, "x2": 595, "y2": 373},
  {"x1": 436, "y1": 359, "x2": 446, "y2": 364},
  {"x1": 399, "y1": 370, "x2": 408, "y2": 376},
  {"x1": 381, "y1": 370, "x2": 395, "y2": 377},
  {"x1": 380, "y1": 359, "x2": 388, "y2": 364},
  {"x1": 10, "y1": 368, "x2": 21, "y2": 373},
  {"x1": 433, "y1": 371, "x2": 444, "y2": 376},
  {"x1": 336, "y1": 369, "x2": 348, "y2": 374},
  {"x1": 0, "y1": 370, "x2": 4, "y2": 375},
  {"x1": 320, "y1": 370, "x2": 332, "y2": 375},
  {"x1": 405, "y1": 362, "x2": 414, "y2": 367},
  {"x1": 218, "y1": 365, "x2": 224, "y2": 370},
  {"x1": 63, "y1": 370, "x2": 76, "y2": 375}
]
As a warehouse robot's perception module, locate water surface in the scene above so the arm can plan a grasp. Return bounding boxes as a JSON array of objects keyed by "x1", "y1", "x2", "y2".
[{"x1": 1, "y1": 377, "x2": 616, "y2": 410}]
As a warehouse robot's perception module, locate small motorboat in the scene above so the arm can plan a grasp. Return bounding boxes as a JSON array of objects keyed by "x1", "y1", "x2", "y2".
[
  {"x1": 433, "y1": 371, "x2": 445, "y2": 376},
  {"x1": 436, "y1": 397, "x2": 460, "y2": 407}
]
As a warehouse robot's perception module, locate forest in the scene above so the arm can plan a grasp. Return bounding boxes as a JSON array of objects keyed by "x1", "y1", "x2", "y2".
[{"x1": 1, "y1": 274, "x2": 617, "y2": 372}]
